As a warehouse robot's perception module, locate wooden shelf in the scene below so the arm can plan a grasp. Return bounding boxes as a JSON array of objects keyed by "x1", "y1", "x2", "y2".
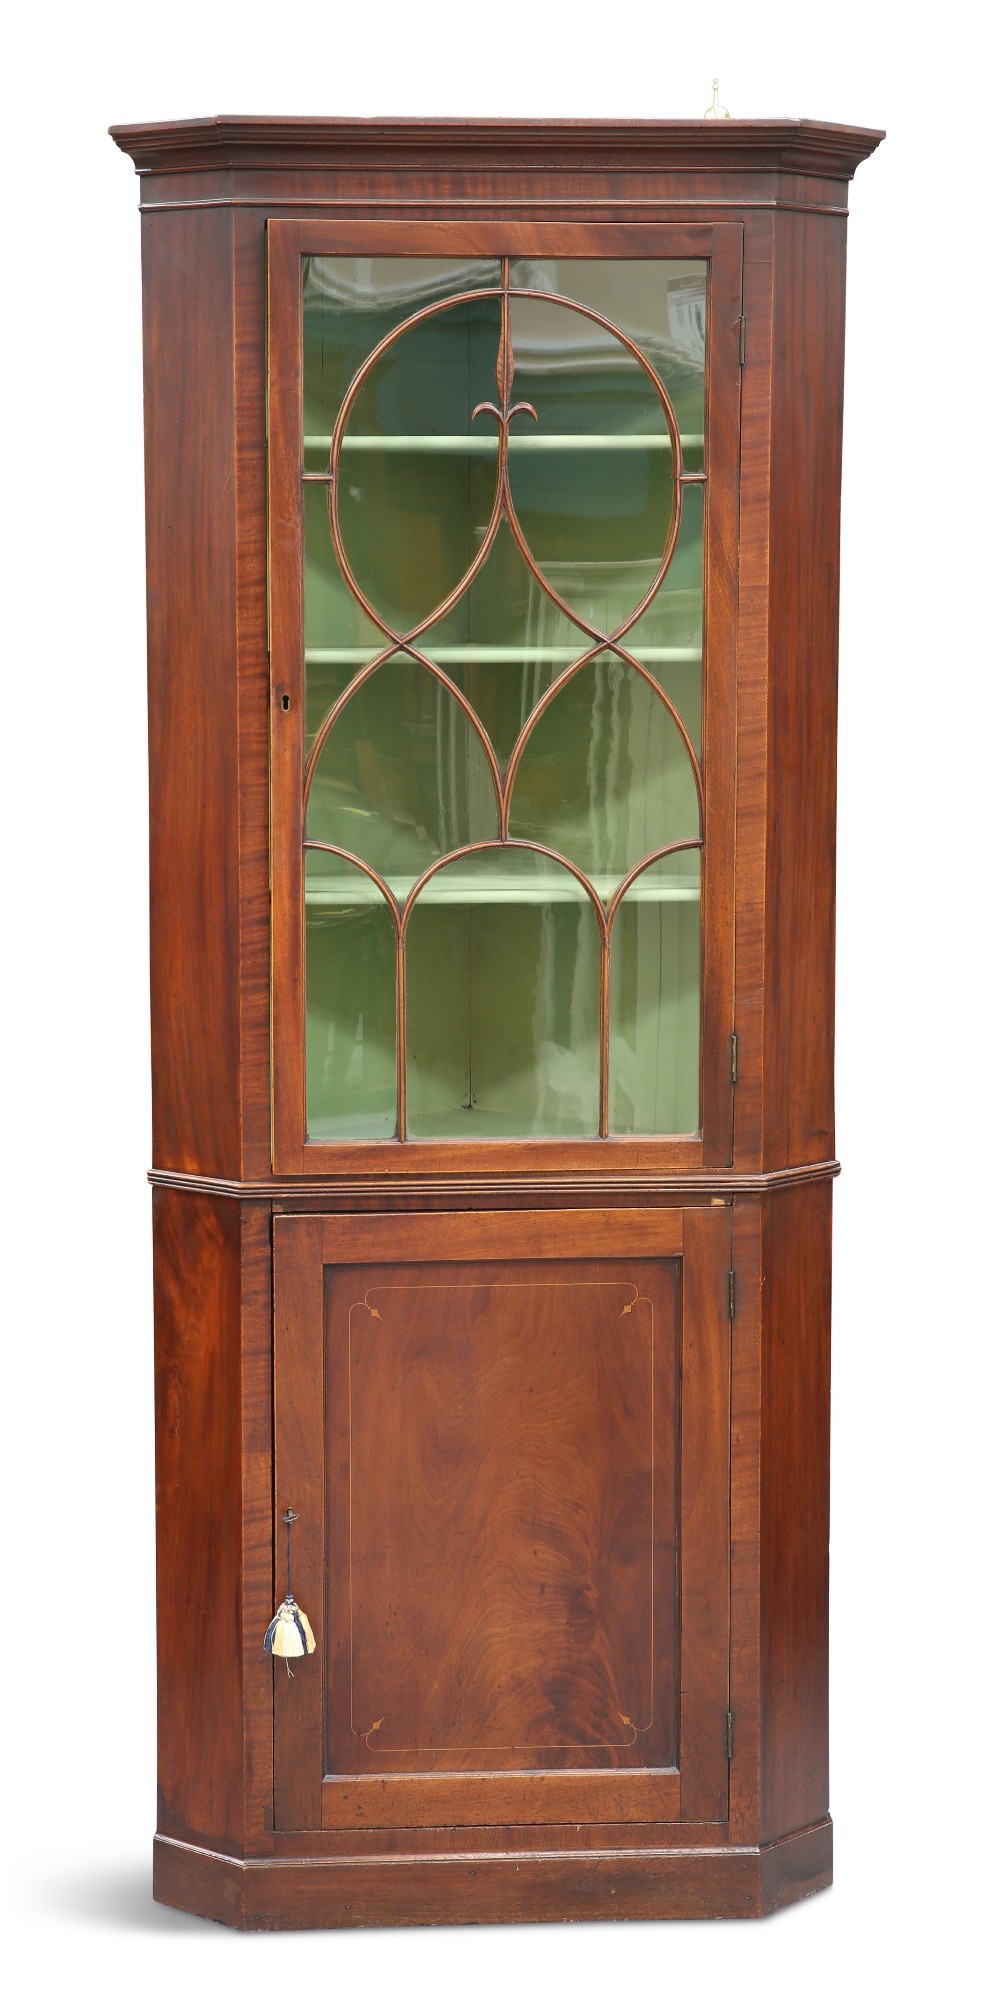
[
  {"x1": 305, "y1": 432, "x2": 704, "y2": 456},
  {"x1": 305, "y1": 643, "x2": 702, "y2": 665},
  {"x1": 306, "y1": 871, "x2": 701, "y2": 908}
]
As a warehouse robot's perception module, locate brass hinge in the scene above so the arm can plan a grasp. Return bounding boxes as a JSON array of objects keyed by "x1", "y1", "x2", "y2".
[
  {"x1": 726, "y1": 1710, "x2": 735, "y2": 1759},
  {"x1": 730, "y1": 1032, "x2": 739, "y2": 1083},
  {"x1": 737, "y1": 316, "x2": 747, "y2": 365},
  {"x1": 728, "y1": 1270, "x2": 736, "y2": 1319}
]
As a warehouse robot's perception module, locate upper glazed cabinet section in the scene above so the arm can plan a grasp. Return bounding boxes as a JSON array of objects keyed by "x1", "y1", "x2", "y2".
[
  {"x1": 268, "y1": 222, "x2": 743, "y2": 1174},
  {"x1": 110, "y1": 118, "x2": 884, "y2": 1186}
]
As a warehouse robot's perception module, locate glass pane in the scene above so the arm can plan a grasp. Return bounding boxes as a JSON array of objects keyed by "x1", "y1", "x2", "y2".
[
  {"x1": 304, "y1": 255, "x2": 502, "y2": 442},
  {"x1": 405, "y1": 849, "x2": 600, "y2": 1138},
  {"x1": 413, "y1": 514, "x2": 590, "y2": 769},
  {"x1": 508, "y1": 258, "x2": 706, "y2": 435},
  {"x1": 334, "y1": 297, "x2": 501, "y2": 631},
  {"x1": 305, "y1": 654, "x2": 498, "y2": 894},
  {"x1": 504, "y1": 294, "x2": 674, "y2": 630},
  {"x1": 297, "y1": 254, "x2": 708, "y2": 1145},
  {"x1": 305, "y1": 850, "x2": 397, "y2": 1139},
  {"x1": 609, "y1": 852, "x2": 701, "y2": 1135},
  {"x1": 304, "y1": 482, "x2": 386, "y2": 738},
  {"x1": 507, "y1": 653, "x2": 700, "y2": 892}
]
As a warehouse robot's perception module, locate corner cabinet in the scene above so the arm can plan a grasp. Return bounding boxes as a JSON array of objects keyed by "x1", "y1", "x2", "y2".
[{"x1": 112, "y1": 115, "x2": 881, "y2": 1930}]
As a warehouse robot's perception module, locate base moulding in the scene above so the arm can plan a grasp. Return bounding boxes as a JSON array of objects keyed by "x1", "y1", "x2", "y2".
[{"x1": 152, "y1": 1818, "x2": 833, "y2": 1929}]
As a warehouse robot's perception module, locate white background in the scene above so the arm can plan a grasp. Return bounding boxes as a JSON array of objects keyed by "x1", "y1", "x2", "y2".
[{"x1": 4, "y1": 1, "x2": 995, "y2": 1982}]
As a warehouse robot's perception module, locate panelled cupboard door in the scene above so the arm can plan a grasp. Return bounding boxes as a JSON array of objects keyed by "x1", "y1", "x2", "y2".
[
  {"x1": 273, "y1": 1206, "x2": 731, "y2": 1832},
  {"x1": 268, "y1": 221, "x2": 742, "y2": 1176}
]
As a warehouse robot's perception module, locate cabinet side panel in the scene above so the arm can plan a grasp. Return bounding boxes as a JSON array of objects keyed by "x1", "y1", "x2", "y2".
[
  {"x1": 759, "y1": 1180, "x2": 831, "y2": 1841},
  {"x1": 232, "y1": 210, "x2": 273, "y2": 1175},
  {"x1": 762, "y1": 212, "x2": 847, "y2": 1169},
  {"x1": 143, "y1": 207, "x2": 240, "y2": 1176},
  {"x1": 153, "y1": 1187, "x2": 244, "y2": 1852}
]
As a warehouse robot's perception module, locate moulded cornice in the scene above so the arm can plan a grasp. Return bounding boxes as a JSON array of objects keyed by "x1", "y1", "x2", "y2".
[{"x1": 109, "y1": 115, "x2": 884, "y2": 183}]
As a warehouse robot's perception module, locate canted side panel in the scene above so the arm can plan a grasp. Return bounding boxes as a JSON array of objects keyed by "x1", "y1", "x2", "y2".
[
  {"x1": 761, "y1": 211, "x2": 847, "y2": 1169},
  {"x1": 759, "y1": 1181, "x2": 832, "y2": 1840},
  {"x1": 143, "y1": 206, "x2": 241, "y2": 1177},
  {"x1": 153, "y1": 1188, "x2": 244, "y2": 1852},
  {"x1": 232, "y1": 209, "x2": 274, "y2": 1175}
]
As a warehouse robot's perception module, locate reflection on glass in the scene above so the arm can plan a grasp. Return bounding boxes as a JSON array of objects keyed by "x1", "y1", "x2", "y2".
[
  {"x1": 405, "y1": 849, "x2": 600, "y2": 1139},
  {"x1": 609, "y1": 852, "x2": 701, "y2": 1135},
  {"x1": 305, "y1": 654, "x2": 498, "y2": 893},
  {"x1": 416, "y1": 515, "x2": 591, "y2": 769},
  {"x1": 305, "y1": 850, "x2": 397, "y2": 1139},
  {"x1": 507, "y1": 653, "x2": 700, "y2": 888},
  {"x1": 304, "y1": 256, "x2": 503, "y2": 438},
  {"x1": 508, "y1": 258, "x2": 706, "y2": 432}
]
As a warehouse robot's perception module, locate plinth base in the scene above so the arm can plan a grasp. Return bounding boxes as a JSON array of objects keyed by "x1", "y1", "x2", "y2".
[{"x1": 153, "y1": 1819, "x2": 832, "y2": 1929}]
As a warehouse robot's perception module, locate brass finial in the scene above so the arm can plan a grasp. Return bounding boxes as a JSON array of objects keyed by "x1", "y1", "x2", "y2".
[{"x1": 704, "y1": 79, "x2": 731, "y2": 120}]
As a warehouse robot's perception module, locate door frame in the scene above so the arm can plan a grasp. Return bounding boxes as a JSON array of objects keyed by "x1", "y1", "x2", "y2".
[
  {"x1": 272, "y1": 1203, "x2": 731, "y2": 1832},
  {"x1": 267, "y1": 218, "x2": 743, "y2": 1176}
]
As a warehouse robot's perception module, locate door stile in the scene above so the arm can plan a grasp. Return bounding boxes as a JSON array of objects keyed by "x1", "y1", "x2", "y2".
[
  {"x1": 678, "y1": 1203, "x2": 732, "y2": 1818},
  {"x1": 272, "y1": 1213, "x2": 325, "y2": 1830},
  {"x1": 267, "y1": 218, "x2": 309, "y2": 1177},
  {"x1": 699, "y1": 225, "x2": 743, "y2": 1166}
]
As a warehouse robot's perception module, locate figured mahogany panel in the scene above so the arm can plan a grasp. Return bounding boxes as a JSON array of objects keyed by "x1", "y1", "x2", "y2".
[
  {"x1": 326, "y1": 1259, "x2": 677, "y2": 1775},
  {"x1": 273, "y1": 1204, "x2": 730, "y2": 1833}
]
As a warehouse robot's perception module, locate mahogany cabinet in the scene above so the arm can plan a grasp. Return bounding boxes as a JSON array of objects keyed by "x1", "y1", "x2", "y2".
[{"x1": 111, "y1": 115, "x2": 882, "y2": 1929}]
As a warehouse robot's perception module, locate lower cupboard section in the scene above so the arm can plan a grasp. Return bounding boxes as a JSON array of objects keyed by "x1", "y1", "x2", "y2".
[{"x1": 150, "y1": 1179, "x2": 835, "y2": 1926}]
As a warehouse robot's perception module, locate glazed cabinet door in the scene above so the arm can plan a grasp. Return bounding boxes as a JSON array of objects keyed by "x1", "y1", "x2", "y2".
[
  {"x1": 268, "y1": 221, "x2": 742, "y2": 1175},
  {"x1": 272, "y1": 1205, "x2": 731, "y2": 1832}
]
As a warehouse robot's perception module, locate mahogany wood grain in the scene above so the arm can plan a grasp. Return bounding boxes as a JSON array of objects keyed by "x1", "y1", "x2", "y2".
[
  {"x1": 727, "y1": 1195, "x2": 765, "y2": 1845},
  {"x1": 273, "y1": 1204, "x2": 729, "y2": 1834},
  {"x1": 231, "y1": 208, "x2": 273, "y2": 1175},
  {"x1": 326, "y1": 1261, "x2": 677, "y2": 1790},
  {"x1": 112, "y1": 118, "x2": 884, "y2": 225},
  {"x1": 149, "y1": 1159, "x2": 837, "y2": 1202},
  {"x1": 144, "y1": 211, "x2": 240, "y2": 1178},
  {"x1": 760, "y1": 214, "x2": 846, "y2": 1169},
  {"x1": 759, "y1": 1181, "x2": 832, "y2": 1841},
  {"x1": 236, "y1": 1203, "x2": 275, "y2": 1849},
  {"x1": 678, "y1": 1206, "x2": 731, "y2": 1820},
  {"x1": 152, "y1": 1816, "x2": 833, "y2": 1926},
  {"x1": 315, "y1": 1207, "x2": 685, "y2": 1260},
  {"x1": 759, "y1": 1818, "x2": 833, "y2": 1916},
  {"x1": 731, "y1": 212, "x2": 775, "y2": 1174},
  {"x1": 114, "y1": 113, "x2": 882, "y2": 1929},
  {"x1": 152, "y1": 1188, "x2": 244, "y2": 1851},
  {"x1": 272, "y1": 1215, "x2": 325, "y2": 1831}
]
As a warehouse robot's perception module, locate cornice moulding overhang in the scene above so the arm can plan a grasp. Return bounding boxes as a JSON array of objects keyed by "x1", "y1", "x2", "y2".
[{"x1": 109, "y1": 115, "x2": 885, "y2": 183}]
